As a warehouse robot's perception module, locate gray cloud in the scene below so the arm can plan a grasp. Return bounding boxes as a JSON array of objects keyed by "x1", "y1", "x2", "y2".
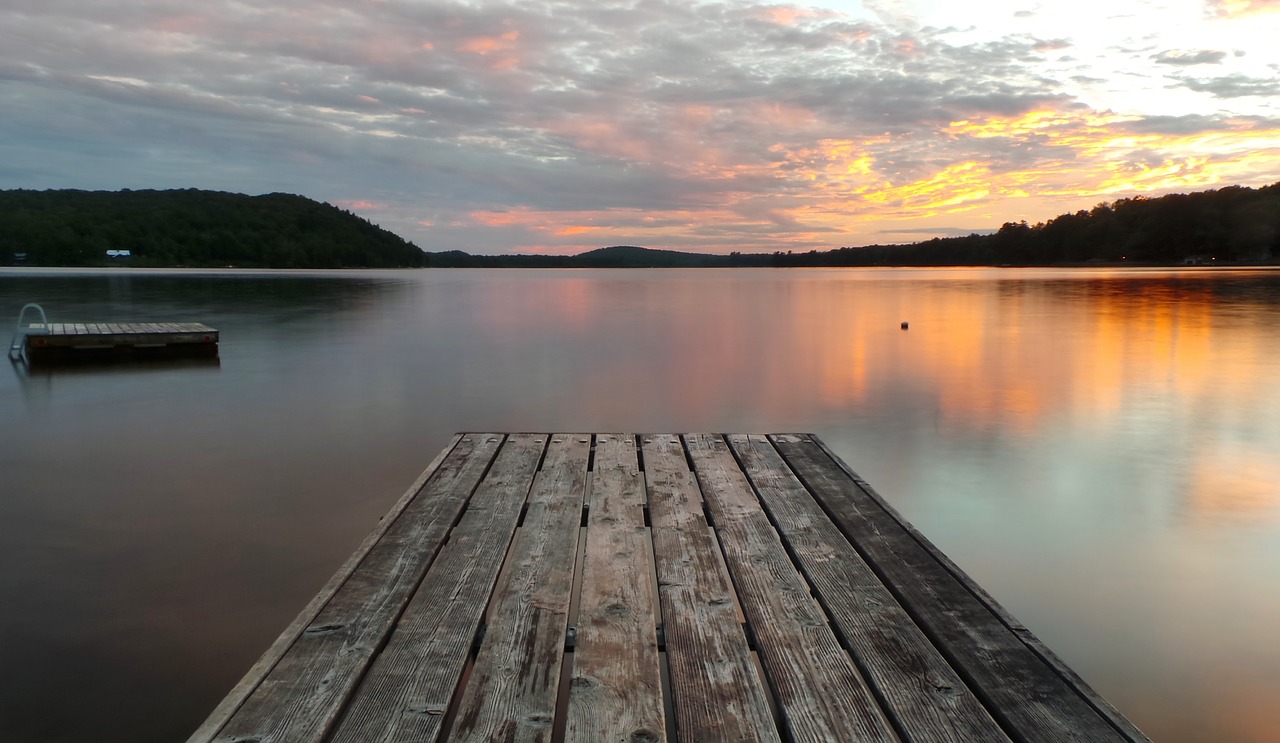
[
  {"x1": 1178, "y1": 73, "x2": 1280, "y2": 98},
  {"x1": 0, "y1": 0, "x2": 1273, "y2": 253},
  {"x1": 1120, "y1": 113, "x2": 1280, "y2": 134},
  {"x1": 1152, "y1": 49, "x2": 1228, "y2": 65}
]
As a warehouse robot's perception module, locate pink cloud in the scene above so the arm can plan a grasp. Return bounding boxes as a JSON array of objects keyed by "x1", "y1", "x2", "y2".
[{"x1": 332, "y1": 199, "x2": 387, "y2": 211}]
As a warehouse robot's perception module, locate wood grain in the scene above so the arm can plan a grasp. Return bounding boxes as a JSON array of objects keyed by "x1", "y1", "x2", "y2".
[
  {"x1": 207, "y1": 434, "x2": 506, "y2": 743},
  {"x1": 450, "y1": 435, "x2": 591, "y2": 743},
  {"x1": 566, "y1": 434, "x2": 666, "y2": 743},
  {"x1": 193, "y1": 433, "x2": 1149, "y2": 743},
  {"x1": 730, "y1": 434, "x2": 1008, "y2": 742},
  {"x1": 643, "y1": 435, "x2": 781, "y2": 743},
  {"x1": 187, "y1": 434, "x2": 467, "y2": 743},
  {"x1": 772, "y1": 433, "x2": 1146, "y2": 742},
  {"x1": 684, "y1": 434, "x2": 898, "y2": 743},
  {"x1": 325, "y1": 434, "x2": 547, "y2": 743}
]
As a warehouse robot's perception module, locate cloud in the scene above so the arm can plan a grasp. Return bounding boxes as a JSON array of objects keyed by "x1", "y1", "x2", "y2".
[
  {"x1": 1178, "y1": 73, "x2": 1280, "y2": 97},
  {"x1": 1205, "y1": 0, "x2": 1280, "y2": 18},
  {"x1": 0, "y1": 0, "x2": 1277, "y2": 254},
  {"x1": 1153, "y1": 49, "x2": 1228, "y2": 65},
  {"x1": 879, "y1": 226, "x2": 997, "y2": 236}
]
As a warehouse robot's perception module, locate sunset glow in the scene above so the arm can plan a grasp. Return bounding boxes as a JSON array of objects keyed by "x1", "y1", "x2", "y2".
[{"x1": 2, "y1": 0, "x2": 1278, "y2": 253}]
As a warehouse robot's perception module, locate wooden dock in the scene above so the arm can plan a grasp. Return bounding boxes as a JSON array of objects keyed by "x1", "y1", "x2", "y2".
[
  {"x1": 190, "y1": 433, "x2": 1149, "y2": 743},
  {"x1": 16, "y1": 322, "x2": 218, "y2": 362}
]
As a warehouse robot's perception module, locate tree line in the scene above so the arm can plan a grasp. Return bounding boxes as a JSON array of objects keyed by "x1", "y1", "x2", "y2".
[
  {"x1": 432, "y1": 182, "x2": 1280, "y2": 267},
  {"x1": 0, "y1": 188, "x2": 427, "y2": 268},
  {"x1": 4, "y1": 183, "x2": 1277, "y2": 268}
]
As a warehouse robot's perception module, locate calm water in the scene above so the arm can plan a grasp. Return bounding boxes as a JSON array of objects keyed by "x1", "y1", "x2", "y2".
[{"x1": 2, "y1": 267, "x2": 1279, "y2": 742}]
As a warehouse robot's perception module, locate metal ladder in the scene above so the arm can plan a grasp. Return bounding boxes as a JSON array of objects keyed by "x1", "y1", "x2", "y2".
[{"x1": 9, "y1": 303, "x2": 48, "y2": 362}]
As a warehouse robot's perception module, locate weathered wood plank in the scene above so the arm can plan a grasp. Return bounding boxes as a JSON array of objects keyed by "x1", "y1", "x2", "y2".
[
  {"x1": 642, "y1": 435, "x2": 780, "y2": 743},
  {"x1": 193, "y1": 433, "x2": 1148, "y2": 743},
  {"x1": 729, "y1": 434, "x2": 1008, "y2": 742},
  {"x1": 684, "y1": 434, "x2": 898, "y2": 743},
  {"x1": 772, "y1": 434, "x2": 1147, "y2": 742},
  {"x1": 450, "y1": 435, "x2": 591, "y2": 743},
  {"x1": 204, "y1": 434, "x2": 506, "y2": 743},
  {"x1": 804, "y1": 435, "x2": 1152, "y2": 742},
  {"x1": 187, "y1": 434, "x2": 468, "y2": 743},
  {"x1": 326, "y1": 434, "x2": 547, "y2": 743},
  {"x1": 566, "y1": 434, "x2": 666, "y2": 743}
]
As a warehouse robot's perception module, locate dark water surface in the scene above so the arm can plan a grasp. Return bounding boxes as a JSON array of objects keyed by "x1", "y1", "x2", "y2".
[{"x1": 2, "y1": 267, "x2": 1279, "y2": 742}]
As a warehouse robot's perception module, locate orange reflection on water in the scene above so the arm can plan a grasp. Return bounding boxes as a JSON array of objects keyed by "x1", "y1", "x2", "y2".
[
  {"x1": 464, "y1": 271, "x2": 1280, "y2": 525},
  {"x1": 1205, "y1": 683, "x2": 1280, "y2": 741},
  {"x1": 778, "y1": 272, "x2": 1280, "y2": 461},
  {"x1": 1187, "y1": 446, "x2": 1280, "y2": 525}
]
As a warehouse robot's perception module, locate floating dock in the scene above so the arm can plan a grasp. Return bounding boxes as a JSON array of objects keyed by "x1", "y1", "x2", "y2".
[
  {"x1": 190, "y1": 433, "x2": 1148, "y2": 743},
  {"x1": 14, "y1": 322, "x2": 219, "y2": 363}
]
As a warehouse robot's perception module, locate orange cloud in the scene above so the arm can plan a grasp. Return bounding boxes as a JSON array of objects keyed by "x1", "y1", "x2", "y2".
[
  {"x1": 467, "y1": 209, "x2": 612, "y2": 238},
  {"x1": 1207, "y1": 0, "x2": 1280, "y2": 17},
  {"x1": 552, "y1": 118, "x2": 656, "y2": 164},
  {"x1": 440, "y1": 103, "x2": 1277, "y2": 255},
  {"x1": 458, "y1": 30, "x2": 519, "y2": 55},
  {"x1": 457, "y1": 30, "x2": 521, "y2": 69},
  {"x1": 757, "y1": 6, "x2": 835, "y2": 26},
  {"x1": 751, "y1": 110, "x2": 1280, "y2": 244},
  {"x1": 860, "y1": 161, "x2": 993, "y2": 210}
]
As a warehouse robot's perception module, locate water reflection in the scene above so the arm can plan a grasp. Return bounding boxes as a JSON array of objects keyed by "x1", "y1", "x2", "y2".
[{"x1": 1, "y1": 267, "x2": 1278, "y2": 743}]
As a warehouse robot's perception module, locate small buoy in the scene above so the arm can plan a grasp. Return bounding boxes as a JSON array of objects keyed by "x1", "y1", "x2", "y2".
[{"x1": 900, "y1": 321, "x2": 909, "y2": 330}]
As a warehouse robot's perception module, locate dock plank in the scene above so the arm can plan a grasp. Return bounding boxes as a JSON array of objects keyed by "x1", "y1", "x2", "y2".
[
  {"x1": 192, "y1": 432, "x2": 1149, "y2": 743},
  {"x1": 326, "y1": 434, "x2": 547, "y2": 743},
  {"x1": 450, "y1": 435, "x2": 591, "y2": 743},
  {"x1": 771, "y1": 434, "x2": 1147, "y2": 742},
  {"x1": 20, "y1": 318, "x2": 219, "y2": 362},
  {"x1": 684, "y1": 434, "x2": 898, "y2": 743},
  {"x1": 205, "y1": 434, "x2": 506, "y2": 743},
  {"x1": 566, "y1": 434, "x2": 666, "y2": 743},
  {"x1": 643, "y1": 435, "x2": 780, "y2": 743},
  {"x1": 730, "y1": 434, "x2": 1009, "y2": 742},
  {"x1": 188, "y1": 436, "x2": 464, "y2": 743}
]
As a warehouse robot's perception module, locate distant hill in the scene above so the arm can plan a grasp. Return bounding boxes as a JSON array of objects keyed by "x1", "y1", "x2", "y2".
[
  {"x1": 423, "y1": 245, "x2": 733, "y2": 268},
  {"x1": 808, "y1": 181, "x2": 1280, "y2": 267},
  {"x1": 5, "y1": 183, "x2": 1277, "y2": 269},
  {"x1": 427, "y1": 182, "x2": 1280, "y2": 268},
  {"x1": 0, "y1": 188, "x2": 427, "y2": 268}
]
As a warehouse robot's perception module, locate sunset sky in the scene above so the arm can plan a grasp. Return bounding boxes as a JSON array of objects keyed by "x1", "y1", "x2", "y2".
[{"x1": 3, "y1": 0, "x2": 1279, "y2": 255}]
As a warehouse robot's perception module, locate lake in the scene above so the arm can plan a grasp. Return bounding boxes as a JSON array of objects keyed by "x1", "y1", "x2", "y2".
[{"x1": 2, "y1": 267, "x2": 1279, "y2": 742}]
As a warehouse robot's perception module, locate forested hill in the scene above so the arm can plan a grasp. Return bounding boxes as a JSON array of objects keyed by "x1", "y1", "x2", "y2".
[
  {"x1": 809, "y1": 181, "x2": 1280, "y2": 267},
  {"x1": 0, "y1": 189, "x2": 427, "y2": 268},
  {"x1": 425, "y1": 182, "x2": 1280, "y2": 267},
  {"x1": 4, "y1": 183, "x2": 1278, "y2": 268}
]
